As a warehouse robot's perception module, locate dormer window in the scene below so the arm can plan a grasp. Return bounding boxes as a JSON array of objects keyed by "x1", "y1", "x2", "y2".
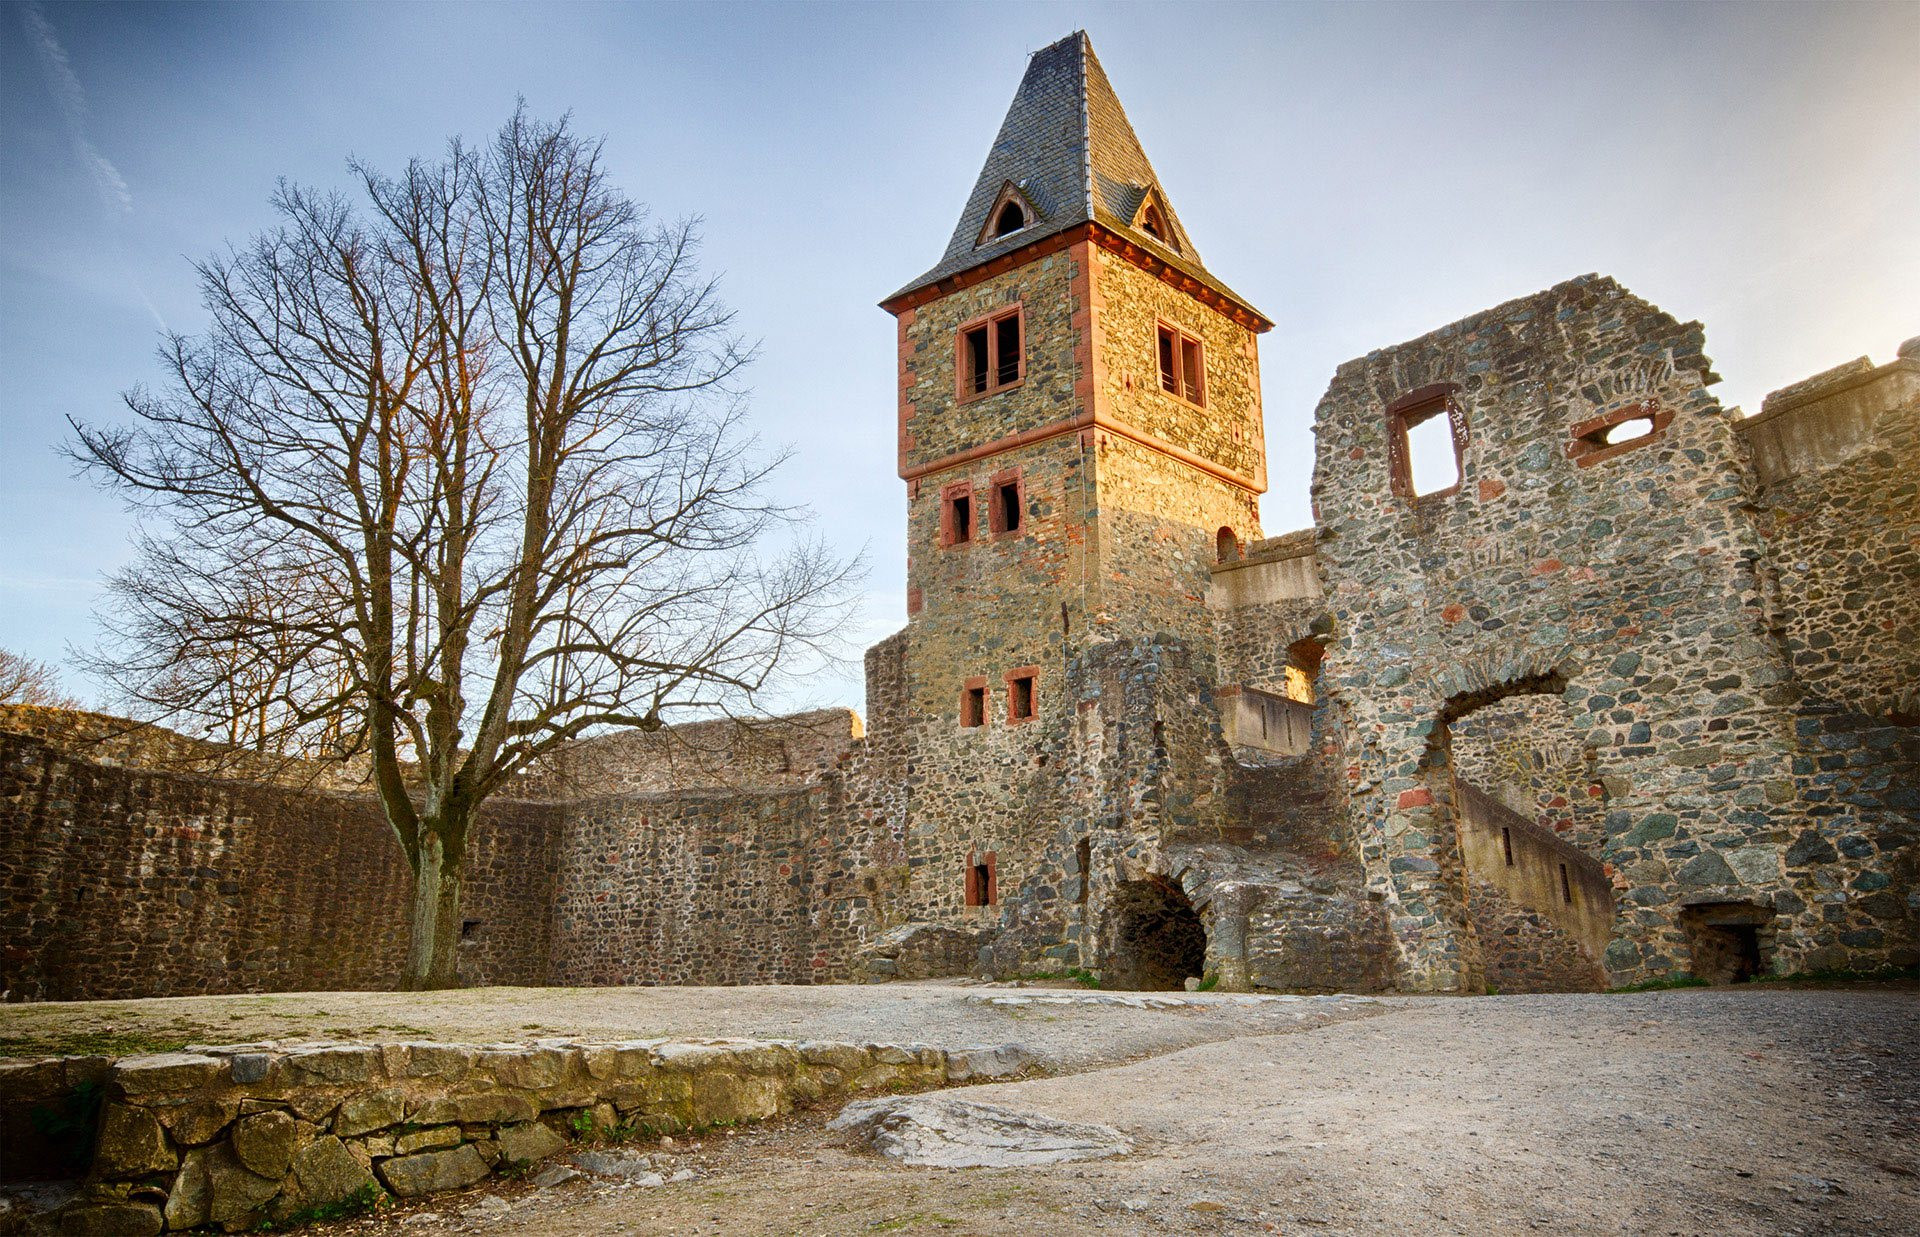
[
  {"x1": 1141, "y1": 203, "x2": 1167, "y2": 241},
  {"x1": 976, "y1": 182, "x2": 1040, "y2": 248}
]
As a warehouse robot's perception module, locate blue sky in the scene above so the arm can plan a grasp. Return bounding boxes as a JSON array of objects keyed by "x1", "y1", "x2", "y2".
[{"x1": 3, "y1": 0, "x2": 1916, "y2": 713}]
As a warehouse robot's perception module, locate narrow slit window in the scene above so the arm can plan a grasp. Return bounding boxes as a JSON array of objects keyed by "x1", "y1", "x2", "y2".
[
  {"x1": 942, "y1": 482, "x2": 974, "y2": 547},
  {"x1": 1501, "y1": 827, "x2": 1514, "y2": 867},
  {"x1": 1155, "y1": 323, "x2": 1206, "y2": 407},
  {"x1": 1006, "y1": 668, "x2": 1037, "y2": 723},
  {"x1": 959, "y1": 307, "x2": 1023, "y2": 400},
  {"x1": 965, "y1": 327, "x2": 990, "y2": 395},
  {"x1": 965, "y1": 851, "x2": 998, "y2": 907},
  {"x1": 1076, "y1": 837, "x2": 1091, "y2": 904},
  {"x1": 960, "y1": 681, "x2": 987, "y2": 728},
  {"x1": 1559, "y1": 863, "x2": 1574, "y2": 905},
  {"x1": 990, "y1": 471, "x2": 1023, "y2": 537}
]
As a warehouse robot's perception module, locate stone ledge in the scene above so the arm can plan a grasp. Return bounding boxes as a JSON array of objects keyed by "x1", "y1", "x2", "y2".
[{"x1": 2, "y1": 1035, "x2": 1029, "y2": 1233}]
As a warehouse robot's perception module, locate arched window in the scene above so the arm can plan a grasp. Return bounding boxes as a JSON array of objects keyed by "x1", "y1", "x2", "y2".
[
  {"x1": 1215, "y1": 527, "x2": 1239, "y2": 563},
  {"x1": 993, "y1": 200, "x2": 1026, "y2": 237},
  {"x1": 1141, "y1": 203, "x2": 1168, "y2": 240}
]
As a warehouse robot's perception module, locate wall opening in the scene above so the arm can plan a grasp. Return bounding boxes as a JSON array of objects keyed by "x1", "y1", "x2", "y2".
[
  {"x1": 1075, "y1": 838, "x2": 1091, "y2": 905},
  {"x1": 1680, "y1": 902, "x2": 1774, "y2": 984},
  {"x1": 993, "y1": 200, "x2": 1026, "y2": 237},
  {"x1": 1387, "y1": 384, "x2": 1467, "y2": 499},
  {"x1": 960, "y1": 681, "x2": 986, "y2": 728},
  {"x1": 964, "y1": 850, "x2": 998, "y2": 907},
  {"x1": 1216, "y1": 526, "x2": 1239, "y2": 562},
  {"x1": 1102, "y1": 877, "x2": 1207, "y2": 990}
]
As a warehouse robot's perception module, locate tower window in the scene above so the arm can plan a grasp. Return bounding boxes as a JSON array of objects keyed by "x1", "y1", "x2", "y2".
[
  {"x1": 958, "y1": 306, "x2": 1024, "y2": 400},
  {"x1": 960, "y1": 677, "x2": 988, "y2": 728},
  {"x1": 1005, "y1": 666, "x2": 1039, "y2": 724},
  {"x1": 965, "y1": 851, "x2": 998, "y2": 907},
  {"x1": 941, "y1": 481, "x2": 974, "y2": 547},
  {"x1": 1386, "y1": 384, "x2": 1468, "y2": 499},
  {"x1": 993, "y1": 200, "x2": 1027, "y2": 237},
  {"x1": 990, "y1": 468, "x2": 1024, "y2": 538},
  {"x1": 1156, "y1": 323, "x2": 1205, "y2": 406},
  {"x1": 1141, "y1": 203, "x2": 1168, "y2": 241}
]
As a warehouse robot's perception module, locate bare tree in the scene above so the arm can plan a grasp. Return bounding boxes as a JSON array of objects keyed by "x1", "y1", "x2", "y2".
[
  {"x1": 69, "y1": 110, "x2": 858, "y2": 988},
  {"x1": 0, "y1": 649, "x2": 83, "y2": 709}
]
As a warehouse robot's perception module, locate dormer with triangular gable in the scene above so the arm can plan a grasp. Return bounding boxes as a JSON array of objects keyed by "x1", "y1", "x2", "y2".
[{"x1": 880, "y1": 31, "x2": 1273, "y2": 806}]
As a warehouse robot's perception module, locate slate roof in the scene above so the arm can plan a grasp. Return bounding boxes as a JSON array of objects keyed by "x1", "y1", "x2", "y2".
[{"x1": 885, "y1": 31, "x2": 1265, "y2": 320}]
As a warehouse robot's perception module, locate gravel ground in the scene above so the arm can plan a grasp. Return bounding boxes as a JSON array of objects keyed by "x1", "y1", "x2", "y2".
[
  {"x1": 301, "y1": 986, "x2": 1918, "y2": 1237},
  {"x1": 0, "y1": 982, "x2": 1381, "y2": 1071}
]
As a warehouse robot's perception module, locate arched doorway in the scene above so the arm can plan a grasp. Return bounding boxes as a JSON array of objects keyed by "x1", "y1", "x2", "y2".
[{"x1": 1103, "y1": 877, "x2": 1207, "y2": 990}]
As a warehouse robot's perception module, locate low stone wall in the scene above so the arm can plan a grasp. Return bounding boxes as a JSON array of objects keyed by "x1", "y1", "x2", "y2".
[{"x1": 0, "y1": 1036, "x2": 1025, "y2": 1233}]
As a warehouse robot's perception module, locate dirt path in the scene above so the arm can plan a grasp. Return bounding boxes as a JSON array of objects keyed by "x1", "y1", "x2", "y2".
[{"x1": 316, "y1": 987, "x2": 1918, "y2": 1236}]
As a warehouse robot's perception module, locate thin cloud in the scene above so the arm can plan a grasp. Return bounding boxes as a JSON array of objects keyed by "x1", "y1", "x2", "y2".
[{"x1": 19, "y1": 0, "x2": 134, "y2": 215}]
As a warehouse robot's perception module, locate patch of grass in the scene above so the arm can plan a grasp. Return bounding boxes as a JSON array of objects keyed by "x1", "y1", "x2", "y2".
[
  {"x1": 868, "y1": 1214, "x2": 962, "y2": 1232},
  {"x1": 1012, "y1": 967, "x2": 1101, "y2": 989},
  {"x1": 1609, "y1": 974, "x2": 1711, "y2": 993},
  {"x1": 254, "y1": 1182, "x2": 390, "y2": 1231},
  {"x1": 1195, "y1": 972, "x2": 1220, "y2": 992},
  {"x1": 0, "y1": 1030, "x2": 192, "y2": 1059}
]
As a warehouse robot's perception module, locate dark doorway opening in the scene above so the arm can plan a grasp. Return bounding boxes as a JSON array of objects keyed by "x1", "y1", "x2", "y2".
[
  {"x1": 1680, "y1": 902, "x2": 1773, "y2": 984},
  {"x1": 1103, "y1": 877, "x2": 1207, "y2": 990}
]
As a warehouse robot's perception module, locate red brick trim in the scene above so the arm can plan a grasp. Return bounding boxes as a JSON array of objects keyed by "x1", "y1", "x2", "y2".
[
  {"x1": 905, "y1": 587, "x2": 923, "y2": 616},
  {"x1": 902, "y1": 408, "x2": 1263, "y2": 493},
  {"x1": 881, "y1": 222, "x2": 1272, "y2": 334},
  {"x1": 964, "y1": 849, "x2": 999, "y2": 907},
  {"x1": 1004, "y1": 665, "x2": 1040, "y2": 724},
  {"x1": 1566, "y1": 401, "x2": 1674, "y2": 468}
]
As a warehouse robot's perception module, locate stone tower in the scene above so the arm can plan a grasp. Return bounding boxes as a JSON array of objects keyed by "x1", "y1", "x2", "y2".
[{"x1": 876, "y1": 32, "x2": 1272, "y2": 954}]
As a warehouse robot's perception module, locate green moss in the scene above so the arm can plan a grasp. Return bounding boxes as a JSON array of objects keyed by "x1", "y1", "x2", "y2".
[{"x1": 0, "y1": 1030, "x2": 192, "y2": 1059}]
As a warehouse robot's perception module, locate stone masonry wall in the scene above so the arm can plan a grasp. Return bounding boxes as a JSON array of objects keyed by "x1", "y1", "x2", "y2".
[
  {"x1": 0, "y1": 730, "x2": 557, "y2": 1001},
  {"x1": 1308, "y1": 274, "x2": 1910, "y2": 990},
  {"x1": 546, "y1": 789, "x2": 817, "y2": 987}
]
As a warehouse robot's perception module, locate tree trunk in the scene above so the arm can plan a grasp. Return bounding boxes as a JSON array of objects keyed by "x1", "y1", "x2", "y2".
[{"x1": 404, "y1": 828, "x2": 465, "y2": 989}]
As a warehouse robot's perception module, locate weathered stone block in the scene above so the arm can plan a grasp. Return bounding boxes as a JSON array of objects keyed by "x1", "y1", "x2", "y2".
[
  {"x1": 114, "y1": 1053, "x2": 225, "y2": 1095},
  {"x1": 231, "y1": 1110, "x2": 305, "y2": 1178},
  {"x1": 393, "y1": 1124, "x2": 463, "y2": 1155},
  {"x1": 290, "y1": 1135, "x2": 374, "y2": 1205},
  {"x1": 333, "y1": 1087, "x2": 409, "y2": 1137},
  {"x1": 376, "y1": 1143, "x2": 490, "y2": 1198},
  {"x1": 93, "y1": 1103, "x2": 176, "y2": 1179},
  {"x1": 412, "y1": 1090, "x2": 535, "y2": 1126},
  {"x1": 495, "y1": 1120, "x2": 566, "y2": 1166}
]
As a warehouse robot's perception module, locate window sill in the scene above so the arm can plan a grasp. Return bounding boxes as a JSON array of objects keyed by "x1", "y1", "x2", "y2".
[{"x1": 956, "y1": 377, "x2": 1026, "y2": 406}]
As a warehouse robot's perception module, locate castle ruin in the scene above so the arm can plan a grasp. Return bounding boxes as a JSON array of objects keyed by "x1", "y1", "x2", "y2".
[{"x1": 3, "y1": 32, "x2": 1914, "y2": 1001}]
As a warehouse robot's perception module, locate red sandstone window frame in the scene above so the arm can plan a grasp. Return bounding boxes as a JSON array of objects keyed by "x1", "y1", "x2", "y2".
[
  {"x1": 940, "y1": 480, "x2": 976, "y2": 548},
  {"x1": 988, "y1": 466, "x2": 1025, "y2": 539},
  {"x1": 959, "y1": 675, "x2": 989, "y2": 729},
  {"x1": 1386, "y1": 383, "x2": 1468, "y2": 500},
  {"x1": 1155, "y1": 321, "x2": 1206, "y2": 407},
  {"x1": 1004, "y1": 665, "x2": 1039, "y2": 724},
  {"x1": 955, "y1": 304, "x2": 1025, "y2": 403},
  {"x1": 1565, "y1": 401, "x2": 1674, "y2": 468},
  {"x1": 965, "y1": 849, "x2": 998, "y2": 907}
]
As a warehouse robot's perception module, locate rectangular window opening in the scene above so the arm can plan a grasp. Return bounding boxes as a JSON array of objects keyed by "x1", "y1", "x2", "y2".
[
  {"x1": 960, "y1": 308, "x2": 1022, "y2": 400},
  {"x1": 1007, "y1": 671, "x2": 1036, "y2": 722},
  {"x1": 996, "y1": 480, "x2": 1021, "y2": 534},
  {"x1": 1156, "y1": 323, "x2": 1206, "y2": 406},
  {"x1": 961, "y1": 684, "x2": 987, "y2": 729},
  {"x1": 460, "y1": 918, "x2": 483, "y2": 941},
  {"x1": 965, "y1": 327, "x2": 990, "y2": 395},
  {"x1": 952, "y1": 493, "x2": 972, "y2": 543},
  {"x1": 1076, "y1": 838, "x2": 1091, "y2": 905},
  {"x1": 1403, "y1": 408, "x2": 1461, "y2": 496}
]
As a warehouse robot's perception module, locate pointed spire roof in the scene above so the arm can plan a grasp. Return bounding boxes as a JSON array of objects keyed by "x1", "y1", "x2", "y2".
[{"x1": 885, "y1": 32, "x2": 1266, "y2": 327}]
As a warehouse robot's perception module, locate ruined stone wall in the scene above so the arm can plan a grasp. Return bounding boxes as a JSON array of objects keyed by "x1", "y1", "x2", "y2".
[
  {"x1": 1449, "y1": 693, "x2": 1607, "y2": 856},
  {"x1": 1308, "y1": 274, "x2": 1910, "y2": 990},
  {"x1": 1740, "y1": 345, "x2": 1920, "y2": 719},
  {"x1": 0, "y1": 730, "x2": 557, "y2": 1001}
]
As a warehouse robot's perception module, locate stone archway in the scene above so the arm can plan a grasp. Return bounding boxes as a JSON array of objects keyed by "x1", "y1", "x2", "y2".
[{"x1": 1101, "y1": 877, "x2": 1207, "y2": 990}]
